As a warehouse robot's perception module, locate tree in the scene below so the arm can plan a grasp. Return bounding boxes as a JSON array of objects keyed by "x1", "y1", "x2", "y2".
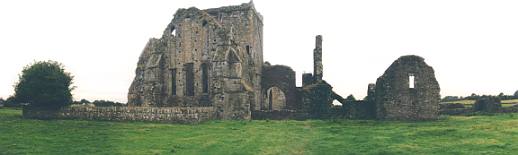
[
  {"x1": 14, "y1": 61, "x2": 74, "y2": 109},
  {"x1": 515, "y1": 90, "x2": 518, "y2": 99},
  {"x1": 498, "y1": 92, "x2": 505, "y2": 99},
  {"x1": 4, "y1": 96, "x2": 19, "y2": 107}
]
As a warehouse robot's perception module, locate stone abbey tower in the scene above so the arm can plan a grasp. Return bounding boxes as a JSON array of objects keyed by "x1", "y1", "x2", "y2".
[{"x1": 128, "y1": 2, "x2": 263, "y2": 119}]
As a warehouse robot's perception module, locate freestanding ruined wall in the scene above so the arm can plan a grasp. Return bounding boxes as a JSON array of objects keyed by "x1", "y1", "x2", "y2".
[
  {"x1": 313, "y1": 35, "x2": 323, "y2": 81},
  {"x1": 374, "y1": 55, "x2": 440, "y2": 120}
]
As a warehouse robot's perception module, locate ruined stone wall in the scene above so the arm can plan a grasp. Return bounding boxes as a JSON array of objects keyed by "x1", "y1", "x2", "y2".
[
  {"x1": 205, "y1": 2, "x2": 264, "y2": 111},
  {"x1": 23, "y1": 106, "x2": 215, "y2": 123},
  {"x1": 261, "y1": 65, "x2": 296, "y2": 110},
  {"x1": 313, "y1": 35, "x2": 323, "y2": 81},
  {"x1": 128, "y1": 2, "x2": 263, "y2": 120},
  {"x1": 374, "y1": 55, "x2": 440, "y2": 120}
]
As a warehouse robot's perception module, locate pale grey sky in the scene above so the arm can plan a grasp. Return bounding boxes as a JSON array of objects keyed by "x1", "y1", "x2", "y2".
[{"x1": 1, "y1": 0, "x2": 517, "y2": 102}]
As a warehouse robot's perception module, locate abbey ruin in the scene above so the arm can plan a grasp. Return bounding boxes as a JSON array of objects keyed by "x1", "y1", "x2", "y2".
[
  {"x1": 21, "y1": 1, "x2": 442, "y2": 122},
  {"x1": 126, "y1": 2, "x2": 441, "y2": 121}
]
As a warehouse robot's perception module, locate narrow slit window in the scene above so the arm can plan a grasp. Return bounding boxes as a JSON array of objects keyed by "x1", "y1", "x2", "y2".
[
  {"x1": 171, "y1": 69, "x2": 177, "y2": 95},
  {"x1": 201, "y1": 63, "x2": 209, "y2": 93},
  {"x1": 409, "y1": 74, "x2": 415, "y2": 88},
  {"x1": 185, "y1": 63, "x2": 195, "y2": 96},
  {"x1": 246, "y1": 45, "x2": 251, "y2": 55}
]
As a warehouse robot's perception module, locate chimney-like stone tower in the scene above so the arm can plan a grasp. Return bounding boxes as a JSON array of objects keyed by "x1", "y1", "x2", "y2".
[{"x1": 313, "y1": 35, "x2": 323, "y2": 81}]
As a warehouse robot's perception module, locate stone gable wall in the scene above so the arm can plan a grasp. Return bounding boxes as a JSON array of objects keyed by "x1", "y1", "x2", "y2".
[
  {"x1": 375, "y1": 55, "x2": 440, "y2": 120},
  {"x1": 23, "y1": 106, "x2": 215, "y2": 123}
]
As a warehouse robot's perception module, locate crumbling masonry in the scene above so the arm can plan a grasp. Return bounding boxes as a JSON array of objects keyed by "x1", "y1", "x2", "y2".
[
  {"x1": 373, "y1": 56, "x2": 441, "y2": 120},
  {"x1": 127, "y1": 2, "x2": 441, "y2": 121},
  {"x1": 128, "y1": 2, "x2": 263, "y2": 119}
]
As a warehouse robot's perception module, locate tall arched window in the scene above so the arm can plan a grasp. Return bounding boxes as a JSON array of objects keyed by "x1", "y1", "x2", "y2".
[
  {"x1": 171, "y1": 69, "x2": 177, "y2": 95},
  {"x1": 201, "y1": 63, "x2": 209, "y2": 93},
  {"x1": 185, "y1": 63, "x2": 194, "y2": 96}
]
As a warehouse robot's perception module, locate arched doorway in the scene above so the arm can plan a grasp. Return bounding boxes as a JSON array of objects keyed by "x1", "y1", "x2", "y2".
[{"x1": 266, "y1": 87, "x2": 286, "y2": 110}]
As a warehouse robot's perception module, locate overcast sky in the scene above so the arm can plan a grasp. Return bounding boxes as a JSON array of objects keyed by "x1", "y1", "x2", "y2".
[{"x1": 1, "y1": 0, "x2": 517, "y2": 102}]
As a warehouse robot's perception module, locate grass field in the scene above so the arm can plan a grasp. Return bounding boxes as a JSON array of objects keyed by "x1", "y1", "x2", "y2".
[
  {"x1": 2, "y1": 108, "x2": 518, "y2": 155},
  {"x1": 441, "y1": 99, "x2": 518, "y2": 107}
]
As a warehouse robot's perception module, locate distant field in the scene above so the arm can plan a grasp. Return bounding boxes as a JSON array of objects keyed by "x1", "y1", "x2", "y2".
[
  {"x1": 2, "y1": 108, "x2": 518, "y2": 155},
  {"x1": 441, "y1": 99, "x2": 518, "y2": 107}
]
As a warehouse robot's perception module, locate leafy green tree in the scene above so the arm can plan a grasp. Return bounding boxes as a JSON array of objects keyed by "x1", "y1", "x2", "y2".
[
  {"x1": 515, "y1": 90, "x2": 518, "y2": 99},
  {"x1": 14, "y1": 61, "x2": 74, "y2": 109}
]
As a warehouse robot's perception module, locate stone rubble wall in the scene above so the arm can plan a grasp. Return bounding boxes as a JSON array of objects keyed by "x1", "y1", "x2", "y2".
[
  {"x1": 374, "y1": 55, "x2": 440, "y2": 120},
  {"x1": 23, "y1": 106, "x2": 215, "y2": 123}
]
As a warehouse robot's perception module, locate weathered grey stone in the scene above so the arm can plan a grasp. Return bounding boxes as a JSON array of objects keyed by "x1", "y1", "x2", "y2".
[
  {"x1": 313, "y1": 35, "x2": 323, "y2": 81},
  {"x1": 23, "y1": 106, "x2": 215, "y2": 123},
  {"x1": 127, "y1": 2, "x2": 263, "y2": 120},
  {"x1": 374, "y1": 55, "x2": 441, "y2": 120},
  {"x1": 261, "y1": 65, "x2": 296, "y2": 110}
]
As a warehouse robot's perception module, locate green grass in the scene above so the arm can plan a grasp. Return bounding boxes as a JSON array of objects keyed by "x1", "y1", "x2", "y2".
[
  {"x1": 502, "y1": 99, "x2": 518, "y2": 104},
  {"x1": 2, "y1": 108, "x2": 518, "y2": 155}
]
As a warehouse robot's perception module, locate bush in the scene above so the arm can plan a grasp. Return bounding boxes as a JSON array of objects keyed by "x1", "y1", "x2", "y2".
[
  {"x1": 4, "y1": 96, "x2": 22, "y2": 107},
  {"x1": 71, "y1": 99, "x2": 91, "y2": 105},
  {"x1": 14, "y1": 61, "x2": 74, "y2": 109},
  {"x1": 92, "y1": 100, "x2": 125, "y2": 107}
]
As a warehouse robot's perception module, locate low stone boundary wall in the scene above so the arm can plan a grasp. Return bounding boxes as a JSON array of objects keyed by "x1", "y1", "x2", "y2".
[{"x1": 23, "y1": 106, "x2": 215, "y2": 123}]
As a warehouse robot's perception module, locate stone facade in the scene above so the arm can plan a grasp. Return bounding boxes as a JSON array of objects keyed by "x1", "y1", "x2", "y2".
[
  {"x1": 374, "y1": 55, "x2": 440, "y2": 120},
  {"x1": 23, "y1": 106, "x2": 215, "y2": 123},
  {"x1": 128, "y1": 2, "x2": 263, "y2": 120},
  {"x1": 261, "y1": 64, "x2": 296, "y2": 110},
  {"x1": 126, "y1": 2, "x2": 344, "y2": 120},
  {"x1": 117, "y1": 2, "x2": 443, "y2": 121}
]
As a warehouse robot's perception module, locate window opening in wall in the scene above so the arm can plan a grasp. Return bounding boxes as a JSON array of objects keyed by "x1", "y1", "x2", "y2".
[
  {"x1": 170, "y1": 26, "x2": 176, "y2": 36},
  {"x1": 409, "y1": 73, "x2": 415, "y2": 88},
  {"x1": 268, "y1": 89, "x2": 273, "y2": 110},
  {"x1": 201, "y1": 63, "x2": 209, "y2": 93},
  {"x1": 185, "y1": 63, "x2": 195, "y2": 96},
  {"x1": 202, "y1": 20, "x2": 208, "y2": 27},
  {"x1": 246, "y1": 45, "x2": 251, "y2": 55},
  {"x1": 171, "y1": 69, "x2": 177, "y2": 95}
]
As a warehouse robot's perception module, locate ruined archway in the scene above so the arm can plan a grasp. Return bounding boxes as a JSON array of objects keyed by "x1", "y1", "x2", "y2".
[
  {"x1": 265, "y1": 87, "x2": 286, "y2": 110},
  {"x1": 261, "y1": 65, "x2": 296, "y2": 110}
]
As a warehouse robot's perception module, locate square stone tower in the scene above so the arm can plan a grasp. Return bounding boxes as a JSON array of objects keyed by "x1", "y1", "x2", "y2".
[{"x1": 128, "y1": 2, "x2": 263, "y2": 119}]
